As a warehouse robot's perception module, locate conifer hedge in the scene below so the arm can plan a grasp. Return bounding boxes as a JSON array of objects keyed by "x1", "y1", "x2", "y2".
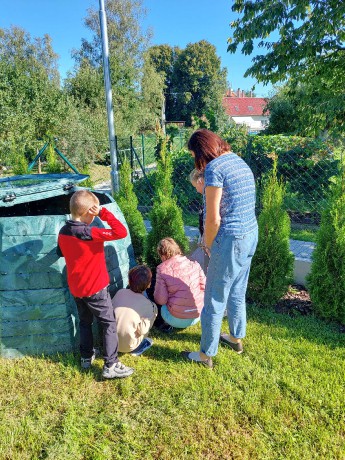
[
  {"x1": 115, "y1": 157, "x2": 147, "y2": 262},
  {"x1": 248, "y1": 159, "x2": 294, "y2": 305},
  {"x1": 308, "y1": 164, "x2": 345, "y2": 324},
  {"x1": 145, "y1": 137, "x2": 189, "y2": 268}
]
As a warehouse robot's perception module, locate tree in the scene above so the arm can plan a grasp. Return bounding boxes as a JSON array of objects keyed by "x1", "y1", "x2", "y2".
[
  {"x1": 147, "y1": 44, "x2": 181, "y2": 122},
  {"x1": 228, "y1": 1, "x2": 345, "y2": 134},
  {"x1": 145, "y1": 136, "x2": 189, "y2": 268},
  {"x1": 115, "y1": 157, "x2": 147, "y2": 262},
  {"x1": 0, "y1": 26, "x2": 66, "y2": 166},
  {"x1": 172, "y1": 40, "x2": 228, "y2": 127},
  {"x1": 248, "y1": 158, "x2": 294, "y2": 305},
  {"x1": 68, "y1": 0, "x2": 163, "y2": 136},
  {"x1": 308, "y1": 163, "x2": 345, "y2": 324},
  {"x1": 148, "y1": 41, "x2": 228, "y2": 128},
  {"x1": 139, "y1": 52, "x2": 165, "y2": 132},
  {"x1": 263, "y1": 85, "x2": 302, "y2": 135}
]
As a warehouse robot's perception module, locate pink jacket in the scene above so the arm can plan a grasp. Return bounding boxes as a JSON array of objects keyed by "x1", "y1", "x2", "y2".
[{"x1": 154, "y1": 255, "x2": 206, "y2": 319}]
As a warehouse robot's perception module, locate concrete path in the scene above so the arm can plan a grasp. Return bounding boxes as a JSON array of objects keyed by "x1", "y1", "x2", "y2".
[{"x1": 144, "y1": 220, "x2": 314, "y2": 262}]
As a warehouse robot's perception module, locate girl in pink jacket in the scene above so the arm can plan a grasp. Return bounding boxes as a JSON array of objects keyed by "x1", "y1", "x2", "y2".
[{"x1": 154, "y1": 238, "x2": 206, "y2": 329}]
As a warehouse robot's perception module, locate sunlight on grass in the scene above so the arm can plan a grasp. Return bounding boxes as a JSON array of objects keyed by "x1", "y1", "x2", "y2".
[{"x1": 0, "y1": 307, "x2": 344, "y2": 460}]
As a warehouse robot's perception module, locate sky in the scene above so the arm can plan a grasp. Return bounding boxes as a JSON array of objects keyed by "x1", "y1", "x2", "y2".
[{"x1": 0, "y1": 0, "x2": 273, "y2": 97}]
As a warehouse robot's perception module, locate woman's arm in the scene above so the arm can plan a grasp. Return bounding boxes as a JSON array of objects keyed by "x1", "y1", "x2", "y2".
[{"x1": 203, "y1": 186, "x2": 222, "y2": 250}]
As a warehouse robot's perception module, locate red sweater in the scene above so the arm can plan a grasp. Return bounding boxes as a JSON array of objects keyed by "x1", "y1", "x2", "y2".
[{"x1": 58, "y1": 207, "x2": 127, "y2": 297}]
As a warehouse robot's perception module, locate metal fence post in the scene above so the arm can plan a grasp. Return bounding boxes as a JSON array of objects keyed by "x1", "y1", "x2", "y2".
[
  {"x1": 141, "y1": 134, "x2": 145, "y2": 170},
  {"x1": 130, "y1": 136, "x2": 134, "y2": 183},
  {"x1": 99, "y1": 0, "x2": 119, "y2": 194}
]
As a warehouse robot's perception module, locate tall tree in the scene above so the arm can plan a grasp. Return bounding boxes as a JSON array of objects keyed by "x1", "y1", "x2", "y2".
[
  {"x1": 147, "y1": 44, "x2": 181, "y2": 122},
  {"x1": 263, "y1": 85, "x2": 301, "y2": 135},
  {"x1": 171, "y1": 40, "x2": 227, "y2": 126},
  {"x1": 148, "y1": 41, "x2": 227, "y2": 127},
  {"x1": 68, "y1": 0, "x2": 163, "y2": 136},
  {"x1": 228, "y1": 0, "x2": 345, "y2": 134},
  {"x1": 0, "y1": 26, "x2": 65, "y2": 165}
]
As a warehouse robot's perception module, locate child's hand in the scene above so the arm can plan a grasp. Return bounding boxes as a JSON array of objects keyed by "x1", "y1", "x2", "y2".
[{"x1": 89, "y1": 205, "x2": 101, "y2": 216}]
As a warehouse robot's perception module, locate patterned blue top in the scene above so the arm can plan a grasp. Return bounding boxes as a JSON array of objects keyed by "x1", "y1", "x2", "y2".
[{"x1": 204, "y1": 153, "x2": 257, "y2": 236}]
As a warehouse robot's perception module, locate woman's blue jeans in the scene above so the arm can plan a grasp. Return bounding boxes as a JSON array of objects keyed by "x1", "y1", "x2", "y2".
[{"x1": 200, "y1": 227, "x2": 258, "y2": 357}]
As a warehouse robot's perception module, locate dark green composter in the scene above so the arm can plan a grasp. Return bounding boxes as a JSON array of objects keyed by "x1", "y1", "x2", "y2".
[{"x1": 0, "y1": 173, "x2": 135, "y2": 358}]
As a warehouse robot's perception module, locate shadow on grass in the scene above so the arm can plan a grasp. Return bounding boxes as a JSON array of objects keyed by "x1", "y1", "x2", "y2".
[{"x1": 247, "y1": 302, "x2": 345, "y2": 350}]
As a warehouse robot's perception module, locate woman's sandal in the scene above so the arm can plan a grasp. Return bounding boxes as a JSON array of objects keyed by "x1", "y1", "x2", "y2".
[{"x1": 219, "y1": 333, "x2": 243, "y2": 354}]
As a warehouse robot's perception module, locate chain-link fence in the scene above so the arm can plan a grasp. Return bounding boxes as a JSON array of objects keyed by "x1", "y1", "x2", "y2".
[
  {"x1": 100, "y1": 134, "x2": 343, "y2": 259},
  {"x1": 1, "y1": 133, "x2": 343, "y2": 259}
]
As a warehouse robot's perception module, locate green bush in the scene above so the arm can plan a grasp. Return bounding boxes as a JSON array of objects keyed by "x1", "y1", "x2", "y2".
[
  {"x1": 115, "y1": 158, "x2": 147, "y2": 262},
  {"x1": 220, "y1": 122, "x2": 250, "y2": 155},
  {"x1": 12, "y1": 154, "x2": 28, "y2": 176},
  {"x1": 145, "y1": 137, "x2": 189, "y2": 268},
  {"x1": 171, "y1": 149, "x2": 201, "y2": 212},
  {"x1": 46, "y1": 142, "x2": 62, "y2": 174},
  {"x1": 308, "y1": 164, "x2": 345, "y2": 324},
  {"x1": 248, "y1": 159, "x2": 294, "y2": 305}
]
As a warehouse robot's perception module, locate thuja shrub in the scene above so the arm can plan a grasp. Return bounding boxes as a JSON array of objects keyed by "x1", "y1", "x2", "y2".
[
  {"x1": 115, "y1": 157, "x2": 147, "y2": 262},
  {"x1": 145, "y1": 137, "x2": 189, "y2": 268},
  {"x1": 248, "y1": 159, "x2": 294, "y2": 306},
  {"x1": 308, "y1": 166, "x2": 345, "y2": 324}
]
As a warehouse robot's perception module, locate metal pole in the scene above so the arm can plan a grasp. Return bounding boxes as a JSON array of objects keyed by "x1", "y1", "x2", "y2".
[{"x1": 99, "y1": 0, "x2": 119, "y2": 194}]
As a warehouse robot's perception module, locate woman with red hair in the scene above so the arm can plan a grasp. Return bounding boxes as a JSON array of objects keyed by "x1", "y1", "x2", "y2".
[{"x1": 182, "y1": 129, "x2": 258, "y2": 368}]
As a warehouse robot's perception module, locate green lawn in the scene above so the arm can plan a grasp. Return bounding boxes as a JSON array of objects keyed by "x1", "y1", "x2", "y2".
[
  {"x1": 1, "y1": 306, "x2": 344, "y2": 460},
  {"x1": 290, "y1": 224, "x2": 318, "y2": 243}
]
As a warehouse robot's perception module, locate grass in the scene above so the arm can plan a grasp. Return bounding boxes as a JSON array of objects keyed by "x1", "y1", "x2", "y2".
[
  {"x1": 290, "y1": 224, "x2": 318, "y2": 243},
  {"x1": 1, "y1": 306, "x2": 344, "y2": 460}
]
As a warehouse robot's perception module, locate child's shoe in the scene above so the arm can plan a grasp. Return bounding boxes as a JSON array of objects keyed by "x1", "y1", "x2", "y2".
[
  {"x1": 102, "y1": 361, "x2": 134, "y2": 379},
  {"x1": 157, "y1": 322, "x2": 174, "y2": 333},
  {"x1": 81, "y1": 351, "x2": 96, "y2": 369},
  {"x1": 130, "y1": 338, "x2": 153, "y2": 356}
]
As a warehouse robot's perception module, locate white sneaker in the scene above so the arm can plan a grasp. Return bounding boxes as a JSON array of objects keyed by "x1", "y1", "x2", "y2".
[{"x1": 102, "y1": 361, "x2": 134, "y2": 379}]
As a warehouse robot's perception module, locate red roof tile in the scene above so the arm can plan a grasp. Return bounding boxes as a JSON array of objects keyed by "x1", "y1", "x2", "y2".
[{"x1": 223, "y1": 97, "x2": 268, "y2": 117}]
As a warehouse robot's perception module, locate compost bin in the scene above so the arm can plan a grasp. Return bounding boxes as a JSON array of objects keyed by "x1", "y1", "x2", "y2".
[{"x1": 0, "y1": 173, "x2": 135, "y2": 358}]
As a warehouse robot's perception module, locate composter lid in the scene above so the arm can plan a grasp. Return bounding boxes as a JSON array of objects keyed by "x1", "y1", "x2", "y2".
[{"x1": 0, "y1": 173, "x2": 89, "y2": 207}]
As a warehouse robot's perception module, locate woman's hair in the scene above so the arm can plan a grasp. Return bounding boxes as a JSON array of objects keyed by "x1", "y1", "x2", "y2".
[
  {"x1": 70, "y1": 190, "x2": 99, "y2": 217},
  {"x1": 188, "y1": 129, "x2": 230, "y2": 170},
  {"x1": 157, "y1": 237, "x2": 182, "y2": 259},
  {"x1": 128, "y1": 265, "x2": 152, "y2": 293},
  {"x1": 189, "y1": 168, "x2": 204, "y2": 185}
]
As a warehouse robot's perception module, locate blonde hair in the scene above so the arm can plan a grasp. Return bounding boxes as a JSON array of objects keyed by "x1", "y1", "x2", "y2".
[
  {"x1": 69, "y1": 190, "x2": 99, "y2": 217},
  {"x1": 189, "y1": 168, "x2": 204, "y2": 185},
  {"x1": 157, "y1": 237, "x2": 182, "y2": 260}
]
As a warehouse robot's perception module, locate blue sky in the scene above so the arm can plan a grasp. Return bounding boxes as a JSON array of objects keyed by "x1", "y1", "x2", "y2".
[{"x1": 0, "y1": 0, "x2": 273, "y2": 97}]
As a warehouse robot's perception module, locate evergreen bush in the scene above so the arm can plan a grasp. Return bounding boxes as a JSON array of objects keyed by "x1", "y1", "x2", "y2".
[
  {"x1": 308, "y1": 162, "x2": 345, "y2": 324},
  {"x1": 115, "y1": 157, "x2": 147, "y2": 262},
  {"x1": 145, "y1": 136, "x2": 189, "y2": 268},
  {"x1": 248, "y1": 158, "x2": 294, "y2": 305},
  {"x1": 46, "y1": 142, "x2": 62, "y2": 174}
]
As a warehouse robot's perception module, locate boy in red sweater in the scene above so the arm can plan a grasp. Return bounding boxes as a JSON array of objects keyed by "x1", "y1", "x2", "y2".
[{"x1": 58, "y1": 190, "x2": 134, "y2": 379}]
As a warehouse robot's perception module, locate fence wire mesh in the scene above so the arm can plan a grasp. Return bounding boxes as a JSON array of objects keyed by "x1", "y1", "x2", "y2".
[{"x1": 1, "y1": 133, "x2": 343, "y2": 260}]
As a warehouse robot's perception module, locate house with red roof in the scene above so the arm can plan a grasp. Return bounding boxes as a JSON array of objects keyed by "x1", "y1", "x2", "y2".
[{"x1": 223, "y1": 89, "x2": 269, "y2": 133}]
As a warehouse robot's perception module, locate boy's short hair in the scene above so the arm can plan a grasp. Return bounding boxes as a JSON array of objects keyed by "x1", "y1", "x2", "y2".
[
  {"x1": 157, "y1": 237, "x2": 182, "y2": 259},
  {"x1": 189, "y1": 168, "x2": 204, "y2": 185},
  {"x1": 128, "y1": 265, "x2": 152, "y2": 293},
  {"x1": 70, "y1": 190, "x2": 99, "y2": 217}
]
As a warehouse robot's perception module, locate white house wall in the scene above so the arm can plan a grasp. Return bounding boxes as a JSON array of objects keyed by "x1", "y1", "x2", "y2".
[{"x1": 231, "y1": 115, "x2": 269, "y2": 130}]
